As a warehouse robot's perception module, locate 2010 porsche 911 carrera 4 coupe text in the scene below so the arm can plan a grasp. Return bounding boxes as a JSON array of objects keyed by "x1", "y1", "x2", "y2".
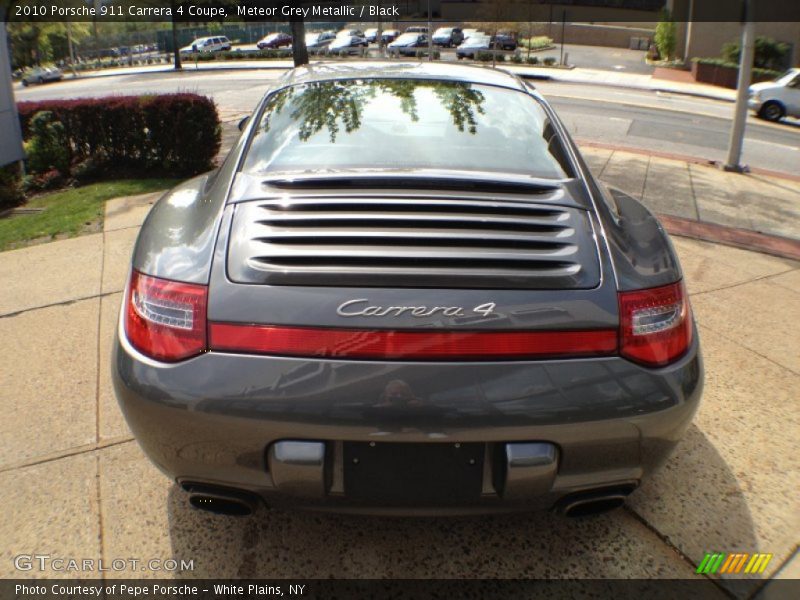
[{"x1": 112, "y1": 63, "x2": 702, "y2": 517}]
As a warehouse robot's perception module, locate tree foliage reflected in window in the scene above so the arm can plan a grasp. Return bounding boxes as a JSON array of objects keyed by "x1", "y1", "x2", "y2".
[
  {"x1": 258, "y1": 80, "x2": 485, "y2": 143},
  {"x1": 245, "y1": 79, "x2": 572, "y2": 180}
]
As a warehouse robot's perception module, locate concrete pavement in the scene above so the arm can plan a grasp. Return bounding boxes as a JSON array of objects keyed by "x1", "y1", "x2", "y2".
[
  {"x1": 0, "y1": 151, "x2": 798, "y2": 594},
  {"x1": 579, "y1": 146, "x2": 800, "y2": 245}
]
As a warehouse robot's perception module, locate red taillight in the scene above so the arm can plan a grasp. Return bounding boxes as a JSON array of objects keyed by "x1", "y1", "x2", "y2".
[
  {"x1": 619, "y1": 281, "x2": 692, "y2": 367},
  {"x1": 208, "y1": 324, "x2": 617, "y2": 360},
  {"x1": 125, "y1": 271, "x2": 208, "y2": 362}
]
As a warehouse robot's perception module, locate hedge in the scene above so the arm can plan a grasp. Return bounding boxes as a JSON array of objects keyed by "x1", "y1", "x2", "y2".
[
  {"x1": 692, "y1": 58, "x2": 782, "y2": 81},
  {"x1": 17, "y1": 93, "x2": 221, "y2": 176}
]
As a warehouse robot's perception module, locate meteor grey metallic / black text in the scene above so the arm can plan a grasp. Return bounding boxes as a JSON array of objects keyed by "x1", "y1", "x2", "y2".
[{"x1": 113, "y1": 62, "x2": 702, "y2": 517}]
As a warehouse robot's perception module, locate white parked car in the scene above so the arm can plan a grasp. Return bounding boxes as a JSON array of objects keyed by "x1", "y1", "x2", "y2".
[
  {"x1": 21, "y1": 66, "x2": 63, "y2": 86},
  {"x1": 328, "y1": 31, "x2": 368, "y2": 53},
  {"x1": 748, "y1": 68, "x2": 800, "y2": 122},
  {"x1": 180, "y1": 36, "x2": 232, "y2": 55},
  {"x1": 305, "y1": 31, "x2": 336, "y2": 51},
  {"x1": 462, "y1": 29, "x2": 482, "y2": 41}
]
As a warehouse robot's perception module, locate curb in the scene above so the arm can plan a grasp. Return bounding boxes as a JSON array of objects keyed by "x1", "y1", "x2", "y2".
[
  {"x1": 659, "y1": 215, "x2": 800, "y2": 262},
  {"x1": 651, "y1": 86, "x2": 734, "y2": 103},
  {"x1": 516, "y1": 73, "x2": 734, "y2": 103},
  {"x1": 45, "y1": 62, "x2": 292, "y2": 82}
]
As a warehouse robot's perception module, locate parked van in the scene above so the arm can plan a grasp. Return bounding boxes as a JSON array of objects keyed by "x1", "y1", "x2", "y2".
[{"x1": 749, "y1": 68, "x2": 800, "y2": 122}]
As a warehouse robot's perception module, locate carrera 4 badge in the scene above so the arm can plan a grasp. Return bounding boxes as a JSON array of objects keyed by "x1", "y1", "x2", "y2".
[{"x1": 337, "y1": 299, "x2": 497, "y2": 318}]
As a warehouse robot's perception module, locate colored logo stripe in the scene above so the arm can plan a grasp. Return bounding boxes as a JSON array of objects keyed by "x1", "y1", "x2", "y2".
[{"x1": 697, "y1": 553, "x2": 773, "y2": 574}]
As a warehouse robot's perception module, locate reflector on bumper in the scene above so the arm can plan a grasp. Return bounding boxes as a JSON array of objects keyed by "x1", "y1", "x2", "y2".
[{"x1": 208, "y1": 323, "x2": 617, "y2": 360}]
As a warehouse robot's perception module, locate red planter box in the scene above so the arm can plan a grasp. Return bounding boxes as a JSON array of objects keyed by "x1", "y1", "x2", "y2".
[{"x1": 692, "y1": 61, "x2": 776, "y2": 89}]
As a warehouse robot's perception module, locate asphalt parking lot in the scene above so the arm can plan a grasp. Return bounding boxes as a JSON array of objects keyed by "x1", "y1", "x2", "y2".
[{"x1": 0, "y1": 147, "x2": 797, "y2": 596}]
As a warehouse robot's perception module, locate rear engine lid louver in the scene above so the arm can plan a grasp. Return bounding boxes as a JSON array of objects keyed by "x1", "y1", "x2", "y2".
[{"x1": 226, "y1": 195, "x2": 601, "y2": 289}]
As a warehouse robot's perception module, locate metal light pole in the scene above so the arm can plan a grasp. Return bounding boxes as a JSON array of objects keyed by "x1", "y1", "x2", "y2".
[
  {"x1": 725, "y1": 0, "x2": 755, "y2": 172},
  {"x1": 427, "y1": 0, "x2": 433, "y2": 61}
]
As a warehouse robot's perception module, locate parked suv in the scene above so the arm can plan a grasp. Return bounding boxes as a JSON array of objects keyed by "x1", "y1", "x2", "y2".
[
  {"x1": 749, "y1": 68, "x2": 800, "y2": 122},
  {"x1": 491, "y1": 32, "x2": 518, "y2": 51},
  {"x1": 180, "y1": 36, "x2": 232, "y2": 54},
  {"x1": 432, "y1": 27, "x2": 464, "y2": 47}
]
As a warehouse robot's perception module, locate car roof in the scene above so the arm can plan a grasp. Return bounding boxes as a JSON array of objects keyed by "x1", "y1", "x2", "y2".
[{"x1": 275, "y1": 61, "x2": 528, "y2": 92}]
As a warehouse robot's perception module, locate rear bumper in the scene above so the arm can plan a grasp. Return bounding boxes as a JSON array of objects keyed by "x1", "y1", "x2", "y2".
[{"x1": 113, "y1": 324, "x2": 702, "y2": 515}]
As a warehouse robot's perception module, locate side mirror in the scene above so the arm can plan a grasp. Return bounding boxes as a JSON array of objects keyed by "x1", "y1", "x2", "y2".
[{"x1": 238, "y1": 116, "x2": 250, "y2": 131}]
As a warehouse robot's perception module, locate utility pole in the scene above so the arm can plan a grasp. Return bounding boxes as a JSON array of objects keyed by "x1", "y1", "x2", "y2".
[
  {"x1": 427, "y1": 0, "x2": 433, "y2": 61},
  {"x1": 66, "y1": 22, "x2": 77, "y2": 75},
  {"x1": 724, "y1": 0, "x2": 755, "y2": 172},
  {"x1": 169, "y1": 0, "x2": 181, "y2": 70},
  {"x1": 377, "y1": 0, "x2": 384, "y2": 58}
]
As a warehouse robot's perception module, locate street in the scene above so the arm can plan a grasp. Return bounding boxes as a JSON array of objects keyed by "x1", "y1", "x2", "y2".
[{"x1": 15, "y1": 67, "x2": 800, "y2": 176}]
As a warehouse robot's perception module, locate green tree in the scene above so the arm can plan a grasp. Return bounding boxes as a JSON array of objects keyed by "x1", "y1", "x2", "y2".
[
  {"x1": 8, "y1": 23, "x2": 90, "y2": 67},
  {"x1": 654, "y1": 9, "x2": 677, "y2": 61}
]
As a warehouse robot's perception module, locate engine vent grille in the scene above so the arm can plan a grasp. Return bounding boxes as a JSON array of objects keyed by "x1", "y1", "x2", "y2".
[{"x1": 227, "y1": 196, "x2": 601, "y2": 289}]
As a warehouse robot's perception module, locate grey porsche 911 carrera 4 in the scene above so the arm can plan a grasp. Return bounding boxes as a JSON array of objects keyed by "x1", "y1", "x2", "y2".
[{"x1": 112, "y1": 62, "x2": 702, "y2": 517}]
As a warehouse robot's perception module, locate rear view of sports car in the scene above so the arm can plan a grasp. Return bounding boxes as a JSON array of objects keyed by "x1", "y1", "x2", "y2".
[{"x1": 113, "y1": 63, "x2": 702, "y2": 517}]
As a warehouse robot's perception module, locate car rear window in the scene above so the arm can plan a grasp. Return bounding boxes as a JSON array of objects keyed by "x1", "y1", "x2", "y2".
[{"x1": 242, "y1": 79, "x2": 574, "y2": 180}]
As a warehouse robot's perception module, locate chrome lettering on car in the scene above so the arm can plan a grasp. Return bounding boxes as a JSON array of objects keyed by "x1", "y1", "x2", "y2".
[{"x1": 337, "y1": 299, "x2": 497, "y2": 318}]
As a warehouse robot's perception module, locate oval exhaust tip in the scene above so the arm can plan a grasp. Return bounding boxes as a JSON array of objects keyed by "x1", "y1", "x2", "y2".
[
  {"x1": 189, "y1": 494, "x2": 253, "y2": 516},
  {"x1": 182, "y1": 483, "x2": 260, "y2": 517},
  {"x1": 563, "y1": 496, "x2": 626, "y2": 518},
  {"x1": 555, "y1": 484, "x2": 636, "y2": 518}
]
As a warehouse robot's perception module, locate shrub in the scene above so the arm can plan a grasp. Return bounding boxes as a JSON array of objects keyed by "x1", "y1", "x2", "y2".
[
  {"x1": 415, "y1": 49, "x2": 441, "y2": 60},
  {"x1": 0, "y1": 163, "x2": 24, "y2": 211},
  {"x1": 476, "y1": 51, "x2": 493, "y2": 62},
  {"x1": 21, "y1": 168, "x2": 65, "y2": 193},
  {"x1": 17, "y1": 94, "x2": 220, "y2": 176},
  {"x1": 655, "y1": 9, "x2": 677, "y2": 60},
  {"x1": 521, "y1": 36, "x2": 553, "y2": 51},
  {"x1": 543, "y1": 57, "x2": 557, "y2": 66},
  {"x1": 722, "y1": 36, "x2": 790, "y2": 71},
  {"x1": 25, "y1": 111, "x2": 70, "y2": 176},
  {"x1": 511, "y1": 54, "x2": 522, "y2": 64},
  {"x1": 526, "y1": 56, "x2": 539, "y2": 65}
]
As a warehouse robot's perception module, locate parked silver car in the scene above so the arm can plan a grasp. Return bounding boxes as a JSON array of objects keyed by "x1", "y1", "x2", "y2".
[
  {"x1": 328, "y1": 30, "x2": 368, "y2": 53},
  {"x1": 21, "y1": 66, "x2": 63, "y2": 86},
  {"x1": 305, "y1": 31, "x2": 336, "y2": 51},
  {"x1": 113, "y1": 63, "x2": 702, "y2": 517},
  {"x1": 456, "y1": 35, "x2": 492, "y2": 59},
  {"x1": 388, "y1": 33, "x2": 430, "y2": 56}
]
